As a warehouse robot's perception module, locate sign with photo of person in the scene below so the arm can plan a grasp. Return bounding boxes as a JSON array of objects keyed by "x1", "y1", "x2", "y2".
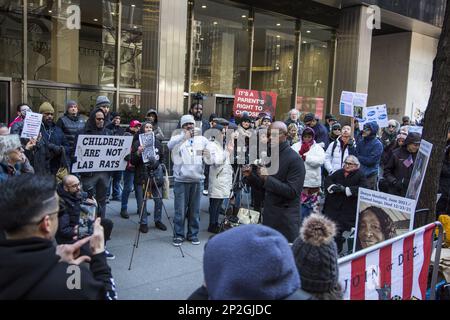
[
  {"x1": 339, "y1": 91, "x2": 368, "y2": 117},
  {"x1": 139, "y1": 132, "x2": 159, "y2": 164},
  {"x1": 405, "y1": 139, "x2": 433, "y2": 202},
  {"x1": 354, "y1": 188, "x2": 417, "y2": 253},
  {"x1": 233, "y1": 88, "x2": 277, "y2": 118}
]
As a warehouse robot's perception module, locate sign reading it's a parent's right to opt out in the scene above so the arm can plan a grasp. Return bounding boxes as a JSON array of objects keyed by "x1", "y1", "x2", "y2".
[{"x1": 72, "y1": 135, "x2": 133, "y2": 173}]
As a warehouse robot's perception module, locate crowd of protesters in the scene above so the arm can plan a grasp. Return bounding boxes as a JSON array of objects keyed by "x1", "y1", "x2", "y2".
[{"x1": 0, "y1": 95, "x2": 449, "y2": 301}]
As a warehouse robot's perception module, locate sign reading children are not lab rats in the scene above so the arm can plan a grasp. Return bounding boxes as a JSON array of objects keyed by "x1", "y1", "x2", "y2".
[{"x1": 72, "y1": 135, "x2": 133, "y2": 173}]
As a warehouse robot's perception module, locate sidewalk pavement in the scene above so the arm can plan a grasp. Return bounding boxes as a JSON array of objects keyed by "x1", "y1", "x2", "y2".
[{"x1": 105, "y1": 190, "x2": 214, "y2": 300}]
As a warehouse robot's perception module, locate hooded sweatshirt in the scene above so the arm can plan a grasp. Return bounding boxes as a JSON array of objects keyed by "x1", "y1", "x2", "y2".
[
  {"x1": 146, "y1": 109, "x2": 165, "y2": 141},
  {"x1": 0, "y1": 237, "x2": 116, "y2": 300},
  {"x1": 167, "y1": 128, "x2": 210, "y2": 183}
]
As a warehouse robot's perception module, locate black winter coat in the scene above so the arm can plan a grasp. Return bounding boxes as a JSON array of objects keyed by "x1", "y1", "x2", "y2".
[
  {"x1": 246, "y1": 141, "x2": 305, "y2": 243},
  {"x1": 41, "y1": 122, "x2": 70, "y2": 174},
  {"x1": 323, "y1": 169, "x2": 367, "y2": 231},
  {"x1": 0, "y1": 237, "x2": 116, "y2": 299},
  {"x1": 56, "y1": 114, "x2": 85, "y2": 148},
  {"x1": 106, "y1": 123, "x2": 126, "y2": 136},
  {"x1": 130, "y1": 136, "x2": 164, "y2": 186},
  {"x1": 56, "y1": 183, "x2": 82, "y2": 244},
  {"x1": 383, "y1": 146, "x2": 417, "y2": 196}
]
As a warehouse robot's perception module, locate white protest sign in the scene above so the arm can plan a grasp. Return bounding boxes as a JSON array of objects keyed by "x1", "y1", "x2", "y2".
[
  {"x1": 407, "y1": 126, "x2": 423, "y2": 134},
  {"x1": 359, "y1": 104, "x2": 389, "y2": 130},
  {"x1": 139, "y1": 132, "x2": 159, "y2": 164},
  {"x1": 21, "y1": 111, "x2": 43, "y2": 139},
  {"x1": 354, "y1": 188, "x2": 417, "y2": 253},
  {"x1": 72, "y1": 135, "x2": 133, "y2": 173},
  {"x1": 405, "y1": 139, "x2": 432, "y2": 202},
  {"x1": 339, "y1": 91, "x2": 368, "y2": 117}
]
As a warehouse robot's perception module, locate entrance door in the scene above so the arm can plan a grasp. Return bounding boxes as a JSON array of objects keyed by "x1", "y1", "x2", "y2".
[{"x1": 0, "y1": 81, "x2": 10, "y2": 124}]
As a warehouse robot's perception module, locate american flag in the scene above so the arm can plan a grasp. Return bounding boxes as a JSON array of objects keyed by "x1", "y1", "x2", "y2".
[
  {"x1": 403, "y1": 155, "x2": 414, "y2": 168},
  {"x1": 338, "y1": 224, "x2": 434, "y2": 300}
]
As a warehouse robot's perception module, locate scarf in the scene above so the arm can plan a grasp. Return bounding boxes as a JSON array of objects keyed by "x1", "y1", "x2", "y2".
[{"x1": 299, "y1": 141, "x2": 313, "y2": 161}]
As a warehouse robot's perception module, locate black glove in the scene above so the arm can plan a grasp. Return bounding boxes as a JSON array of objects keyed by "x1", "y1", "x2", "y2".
[
  {"x1": 331, "y1": 184, "x2": 346, "y2": 193},
  {"x1": 347, "y1": 139, "x2": 355, "y2": 148},
  {"x1": 48, "y1": 143, "x2": 63, "y2": 155}
]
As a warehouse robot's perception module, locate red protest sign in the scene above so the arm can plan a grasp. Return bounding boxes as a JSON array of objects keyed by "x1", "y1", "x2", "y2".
[{"x1": 233, "y1": 89, "x2": 277, "y2": 118}]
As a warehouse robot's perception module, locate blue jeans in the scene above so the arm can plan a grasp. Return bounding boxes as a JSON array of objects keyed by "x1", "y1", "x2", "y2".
[
  {"x1": 173, "y1": 181, "x2": 202, "y2": 239},
  {"x1": 121, "y1": 170, "x2": 136, "y2": 211},
  {"x1": 135, "y1": 182, "x2": 163, "y2": 224},
  {"x1": 209, "y1": 198, "x2": 224, "y2": 226},
  {"x1": 108, "y1": 171, "x2": 123, "y2": 199}
]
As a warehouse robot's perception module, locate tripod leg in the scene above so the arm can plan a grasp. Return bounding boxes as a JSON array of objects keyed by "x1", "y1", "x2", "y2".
[{"x1": 128, "y1": 178, "x2": 151, "y2": 270}]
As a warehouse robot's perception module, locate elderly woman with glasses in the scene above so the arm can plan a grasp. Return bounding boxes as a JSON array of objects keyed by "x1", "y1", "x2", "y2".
[
  {"x1": 0, "y1": 134, "x2": 35, "y2": 182},
  {"x1": 323, "y1": 155, "x2": 368, "y2": 255}
]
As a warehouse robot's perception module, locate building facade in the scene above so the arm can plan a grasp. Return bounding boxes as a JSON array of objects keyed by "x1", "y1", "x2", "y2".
[{"x1": 0, "y1": 0, "x2": 445, "y2": 135}]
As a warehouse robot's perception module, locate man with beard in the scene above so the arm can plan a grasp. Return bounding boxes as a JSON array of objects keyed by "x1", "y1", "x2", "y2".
[
  {"x1": 56, "y1": 100, "x2": 85, "y2": 165},
  {"x1": 56, "y1": 175, "x2": 114, "y2": 256},
  {"x1": 25, "y1": 102, "x2": 68, "y2": 175},
  {"x1": 178, "y1": 103, "x2": 210, "y2": 134}
]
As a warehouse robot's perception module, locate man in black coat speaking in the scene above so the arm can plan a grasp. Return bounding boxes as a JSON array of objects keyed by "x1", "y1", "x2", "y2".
[{"x1": 244, "y1": 121, "x2": 306, "y2": 243}]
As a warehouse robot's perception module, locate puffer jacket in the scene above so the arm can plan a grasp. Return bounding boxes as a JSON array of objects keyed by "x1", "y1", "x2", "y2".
[
  {"x1": 383, "y1": 146, "x2": 417, "y2": 197},
  {"x1": 355, "y1": 121, "x2": 383, "y2": 177},
  {"x1": 56, "y1": 114, "x2": 85, "y2": 152},
  {"x1": 324, "y1": 137, "x2": 357, "y2": 174},
  {"x1": 292, "y1": 141, "x2": 325, "y2": 188},
  {"x1": 207, "y1": 140, "x2": 233, "y2": 199}
]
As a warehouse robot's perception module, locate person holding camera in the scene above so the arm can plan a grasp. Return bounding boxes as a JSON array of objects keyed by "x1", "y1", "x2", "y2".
[
  {"x1": 323, "y1": 155, "x2": 367, "y2": 254},
  {"x1": 56, "y1": 175, "x2": 114, "y2": 256},
  {"x1": 168, "y1": 115, "x2": 210, "y2": 246},
  {"x1": 243, "y1": 121, "x2": 306, "y2": 243},
  {"x1": 130, "y1": 122, "x2": 167, "y2": 233},
  {"x1": 0, "y1": 174, "x2": 117, "y2": 300}
]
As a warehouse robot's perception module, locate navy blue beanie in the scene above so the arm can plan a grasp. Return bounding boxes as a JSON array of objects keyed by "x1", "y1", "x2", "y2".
[{"x1": 203, "y1": 224, "x2": 300, "y2": 300}]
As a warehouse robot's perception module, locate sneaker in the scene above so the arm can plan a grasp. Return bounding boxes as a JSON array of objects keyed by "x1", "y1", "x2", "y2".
[
  {"x1": 202, "y1": 190, "x2": 208, "y2": 196},
  {"x1": 139, "y1": 224, "x2": 149, "y2": 233},
  {"x1": 172, "y1": 237, "x2": 184, "y2": 247},
  {"x1": 120, "y1": 209, "x2": 129, "y2": 219},
  {"x1": 155, "y1": 221, "x2": 167, "y2": 231},
  {"x1": 190, "y1": 237, "x2": 200, "y2": 245},
  {"x1": 105, "y1": 249, "x2": 115, "y2": 260}
]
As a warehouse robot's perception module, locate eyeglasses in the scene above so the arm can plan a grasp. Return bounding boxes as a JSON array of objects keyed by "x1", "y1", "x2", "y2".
[
  {"x1": 388, "y1": 125, "x2": 396, "y2": 128},
  {"x1": 344, "y1": 162, "x2": 357, "y2": 166},
  {"x1": 96, "y1": 118, "x2": 105, "y2": 121},
  {"x1": 333, "y1": 128, "x2": 341, "y2": 131}
]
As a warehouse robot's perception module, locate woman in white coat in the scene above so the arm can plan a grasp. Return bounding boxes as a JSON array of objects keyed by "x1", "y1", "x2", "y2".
[
  {"x1": 324, "y1": 125, "x2": 356, "y2": 175},
  {"x1": 205, "y1": 125, "x2": 234, "y2": 233},
  {"x1": 292, "y1": 127, "x2": 325, "y2": 220}
]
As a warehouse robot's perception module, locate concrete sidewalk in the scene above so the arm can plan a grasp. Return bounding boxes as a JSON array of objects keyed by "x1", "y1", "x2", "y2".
[{"x1": 105, "y1": 190, "x2": 215, "y2": 300}]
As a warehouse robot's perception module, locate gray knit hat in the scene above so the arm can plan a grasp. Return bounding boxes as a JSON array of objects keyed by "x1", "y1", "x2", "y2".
[
  {"x1": 292, "y1": 214, "x2": 339, "y2": 293},
  {"x1": 95, "y1": 96, "x2": 111, "y2": 108},
  {"x1": 0, "y1": 134, "x2": 22, "y2": 162}
]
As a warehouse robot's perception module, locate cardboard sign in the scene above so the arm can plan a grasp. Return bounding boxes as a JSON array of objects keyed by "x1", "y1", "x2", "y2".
[
  {"x1": 339, "y1": 91, "x2": 368, "y2": 117},
  {"x1": 354, "y1": 188, "x2": 417, "y2": 253},
  {"x1": 405, "y1": 140, "x2": 432, "y2": 202},
  {"x1": 359, "y1": 105, "x2": 389, "y2": 130},
  {"x1": 21, "y1": 111, "x2": 43, "y2": 139},
  {"x1": 233, "y1": 89, "x2": 277, "y2": 118},
  {"x1": 72, "y1": 135, "x2": 133, "y2": 172}
]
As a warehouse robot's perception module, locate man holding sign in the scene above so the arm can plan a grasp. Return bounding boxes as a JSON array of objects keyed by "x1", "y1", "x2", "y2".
[{"x1": 74, "y1": 108, "x2": 113, "y2": 220}]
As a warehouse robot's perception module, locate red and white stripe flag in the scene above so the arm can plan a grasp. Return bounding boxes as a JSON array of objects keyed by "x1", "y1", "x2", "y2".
[{"x1": 339, "y1": 225, "x2": 434, "y2": 300}]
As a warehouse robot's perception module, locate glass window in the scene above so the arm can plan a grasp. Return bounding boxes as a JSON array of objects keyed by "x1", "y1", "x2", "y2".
[
  {"x1": 118, "y1": 92, "x2": 141, "y2": 125},
  {"x1": 0, "y1": 1, "x2": 22, "y2": 78},
  {"x1": 191, "y1": 0, "x2": 249, "y2": 95},
  {"x1": 120, "y1": 1, "x2": 142, "y2": 89},
  {"x1": 251, "y1": 12, "x2": 295, "y2": 119},
  {"x1": 27, "y1": 0, "x2": 118, "y2": 86},
  {"x1": 27, "y1": 87, "x2": 67, "y2": 119},
  {"x1": 296, "y1": 21, "x2": 334, "y2": 121},
  {"x1": 67, "y1": 89, "x2": 115, "y2": 119}
]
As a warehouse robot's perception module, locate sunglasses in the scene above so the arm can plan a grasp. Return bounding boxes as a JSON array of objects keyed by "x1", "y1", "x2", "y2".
[{"x1": 388, "y1": 125, "x2": 396, "y2": 128}]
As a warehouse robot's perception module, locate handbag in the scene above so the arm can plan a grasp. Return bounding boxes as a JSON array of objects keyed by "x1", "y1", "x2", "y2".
[
  {"x1": 237, "y1": 188, "x2": 260, "y2": 225},
  {"x1": 56, "y1": 151, "x2": 69, "y2": 183},
  {"x1": 162, "y1": 164, "x2": 170, "y2": 200}
]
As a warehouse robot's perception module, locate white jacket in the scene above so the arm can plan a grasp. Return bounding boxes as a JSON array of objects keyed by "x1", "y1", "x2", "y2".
[
  {"x1": 324, "y1": 139, "x2": 350, "y2": 174},
  {"x1": 207, "y1": 141, "x2": 233, "y2": 199},
  {"x1": 292, "y1": 141, "x2": 325, "y2": 188}
]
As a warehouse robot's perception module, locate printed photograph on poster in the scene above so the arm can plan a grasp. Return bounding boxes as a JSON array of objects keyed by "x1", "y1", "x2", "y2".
[
  {"x1": 405, "y1": 140, "x2": 433, "y2": 202},
  {"x1": 354, "y1": 188, "x2": 416, "y2": 253},
  {"x1": 139, "y1": 132, "x2": 159, "y2": 164},
  {"x1": 339, "y1": 91, "x2": 368, "y2": 117},
  {"x1": 233, "y1": 88, "x2": 277, "y2": 118},
  {"x1": 353, "y1": 106, "x2": 364, "y2": 120}
]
